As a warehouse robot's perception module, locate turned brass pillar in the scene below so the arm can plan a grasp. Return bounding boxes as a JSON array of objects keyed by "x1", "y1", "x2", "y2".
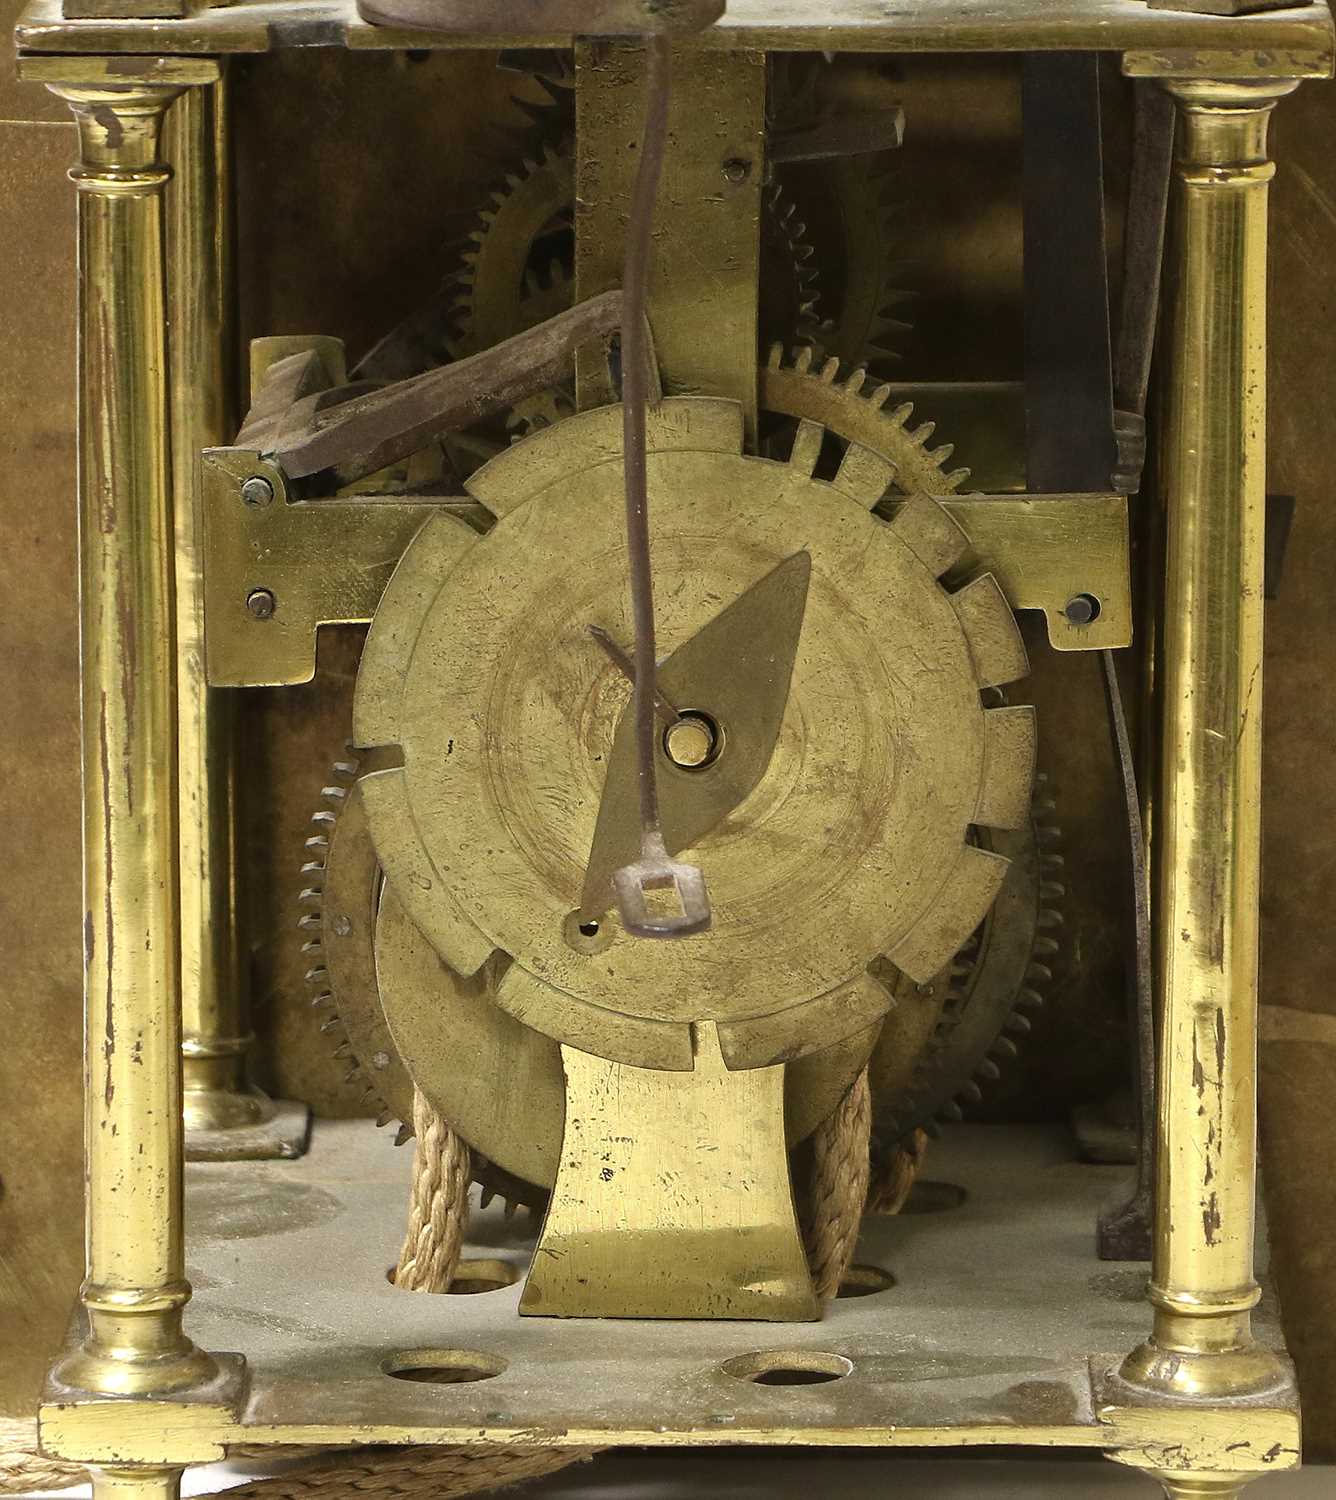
[
  {"x1": 33, "y1": 60, "x2": 221, "y2": 1398},
  {"x1": 1116, "y1": 76, "x2": 1300, "y2": 1408},
  {"x1": 163, "y1": 75, "x2": 289, "y2": 1154}
]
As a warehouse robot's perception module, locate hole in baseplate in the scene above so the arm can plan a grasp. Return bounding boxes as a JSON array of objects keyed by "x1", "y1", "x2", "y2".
[
  {"x1": 381, "y1": 1347, "x2": 507, "y2": 1384},
  {"x1": 901, "y1": 1180, "x2": 968, "y2": 1215},
  {"x1": 721, "y1": 1350, "x2": 853, "y2": 1386},
  {"x1": 836, "y1": 1263, "x2": 896, "y2": 1299},
  {"x1": 385, "y1": 1258, "x2": 520, "y2": 1295}
]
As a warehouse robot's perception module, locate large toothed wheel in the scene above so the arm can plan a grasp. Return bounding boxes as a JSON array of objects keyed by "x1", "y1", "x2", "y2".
[{"x1": 352, "y1": 395, "x2": 1035, "y2": 1085}]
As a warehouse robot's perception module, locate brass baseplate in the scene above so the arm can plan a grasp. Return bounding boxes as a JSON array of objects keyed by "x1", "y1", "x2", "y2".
[{"x1": 37, "y1": 1122, "x2": 1297, "y2": 1473}]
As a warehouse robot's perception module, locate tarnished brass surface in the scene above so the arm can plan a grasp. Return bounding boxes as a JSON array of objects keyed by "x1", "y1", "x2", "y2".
[
  {"x1": 200, "y1": 449, "x2": 452, "y2": 686},
  {"x1": 13, "y1": 0, "x2": 1335, "y2": 72},
  {"x1": 573, "y1": 43, "x2": 763, "y2": 435},
  {"x1": 1115, "y1": 78, "x2": 1297, "y2": 1408},
  {"x1": 46, "y1": 74, "x2": 217, "y2": 1398},
  {"x1": 524, "y1": 1025, "x2": 820, "y2": 1320},
  {"x1": 356, "y1": 398, "x2": 1033, "y2": 1072},
  {"x1": 758, "y1": 350, "x2": 1133, "y2": 650},
  {"x1": 165, "y1": 78, "x2": 298, "y2": 1153},
  {"x1": 31, "y1": 1121, "x2": 1295, "y2": 1462}
]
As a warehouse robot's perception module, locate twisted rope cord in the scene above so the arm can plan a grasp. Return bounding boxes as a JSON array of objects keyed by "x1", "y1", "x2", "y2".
[
  {"x1": 394, "y1": 1087, "x2": 473, "y2": 1293},
  {"x1": 0, "y1": 1420, "x2": 86, "y2": 1494},
  {"x1": 800, "y1": 1065, "x2": 873, "y2": 1299},
  {"x1": 865, "y1": 1128, "x2": 928, "y2": 1217}
]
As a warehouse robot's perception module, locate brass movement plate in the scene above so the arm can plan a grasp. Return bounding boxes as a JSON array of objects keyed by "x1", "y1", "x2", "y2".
[
  {"x1": 38, "y1": 1121, "x2": 1294, "y2": 1463},
  {"x1": 14, "y1": 0, "x2": 1334, "y2": 71}
]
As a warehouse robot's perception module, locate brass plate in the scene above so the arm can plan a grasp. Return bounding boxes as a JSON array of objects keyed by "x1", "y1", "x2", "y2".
[
  {"x1": 200, "y1": 448, "x2": 467, "y2": 687},
  {"x1": 37, "y1": 1121, "x2": 1296, "y2": 1461},
  {"x1": 522, "y1": 1026, "x2": 820, "y2": 1320},
  {"x1": 356, "y1": 398, "x2": 1035, "y2": 1072},
  {"x1": 14, "y1": 0, "x2": 1335, "y2": 75}
]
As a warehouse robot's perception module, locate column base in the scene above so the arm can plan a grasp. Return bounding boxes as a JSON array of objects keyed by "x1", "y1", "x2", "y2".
[
  {"x1": 184, "y1": 1095, "x2": 311, "y2": 1161},
  {"x1": 1111, "y1": 1338, "x2": 1295, "y2": 1405}
]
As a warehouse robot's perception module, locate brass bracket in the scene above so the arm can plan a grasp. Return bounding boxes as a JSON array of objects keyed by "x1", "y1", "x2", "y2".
[
  {"x1": 942, "y1": 492, "x2": 1132, "y2": 652},
  {"x1": 201, "y1": 449, "x2": 454, "y2": 688}
]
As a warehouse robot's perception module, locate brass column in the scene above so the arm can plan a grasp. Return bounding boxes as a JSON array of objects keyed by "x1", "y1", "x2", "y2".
[
  {"x1": 1116, "y1": 78, "x2": 1300, "y2": 1418},
  {"x1": 163, "y1": 76, "x2": 283, "y2": 1154},
  {"x1": 33, "y1": 60, "x2": 221, "y2": 1401}
]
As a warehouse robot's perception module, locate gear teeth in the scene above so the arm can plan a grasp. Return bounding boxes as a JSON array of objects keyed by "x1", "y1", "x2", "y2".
[
  {"x1": 888, "y1": 401, "x2": 914, "y2": 427},
  {"x1": 767, "y1": 342, "x2": 784, "y2": 370},
  {"x1": 961, "y1": 1081, "x2": 984, "y2": 1106},
  {"x1": 480, "y1": 1187, "x2": 496, "y2": 1209},
  {"x1": 1018, "y1": 987, "x2": 1046, "y2": 1010},
  {"x1": 333, "y1": 1041, "x2": 354, "y2": 1060},
  {"x1": 1026, "y1": 961, "x2": 1053, "y2": 985},
  {"x1": 793, "y1": 345, "x2": 815, "y2": 374},
  {"x1": 343, "y1": 1065, "x2": 361, "y2": 1085},
  {"x1": 1040, "y1": 881, "x2": 1066, "y2": 902},
  {"x1": 940, "y1": 1101, "x2": 964, "y2": 1124},
  {"x1": 301, "y1": 938, "x2": 322, "y2": 958},
  {"x1": 1033, "y1": 936, "x2": 1060, "y2": 958},
  {"x1": 304, "y1": 966, "x2": 329, "y2": 988},
  {"x1": 991, "y1": 1036, "x2": 1019, "y2": 1060},
  {"x1": 310, "y1": 992, "x2": 334, "y2": 1010},
  {"x1": 1005, "y1": 1013, "x2": 1032, "y2": 1036},
  {"x1": 319, "y1": 1015, "x2": 341, "y2": 1035}
]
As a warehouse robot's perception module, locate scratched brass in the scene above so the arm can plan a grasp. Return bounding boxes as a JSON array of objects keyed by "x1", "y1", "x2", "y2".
[
  {"x1": 371, "y1": 873, "x2": 878, "y2": 1187},
  {"x1": 356, "y1": 398, "x2": 1034, "y2": 1074},
  {"x1": 523, "y1": 1025, "x2": 821, "y2": 1320}
]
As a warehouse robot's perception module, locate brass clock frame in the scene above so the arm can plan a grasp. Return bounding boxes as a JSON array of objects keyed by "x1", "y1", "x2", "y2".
[{"x1": 13, "y1": 0, "x2": 1335, "y2": 1495}]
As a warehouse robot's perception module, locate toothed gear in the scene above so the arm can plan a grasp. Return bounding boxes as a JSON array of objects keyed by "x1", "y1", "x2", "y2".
[
  {"x1": 297, "y1": 750, "x2": 546, "y2": 1213},
  {"x1": 355, "y1": 396, "x2": 1036, "y2": 1079},
  {"x1": 759, "y1": 341, "x2": 971, "y2": 497},
  {"x1": 446, "y1": 140, "x2": 824, "y2": 370},
  {"x1": 784, "y1": 154, "x2": 915, "y2": 372},
  {"x1": 751, "y1": 346, "x2": 1064, "y2": 1150},
  {"x1": 868, "y1": 771, "x2": 1064, "y2": 1157}
]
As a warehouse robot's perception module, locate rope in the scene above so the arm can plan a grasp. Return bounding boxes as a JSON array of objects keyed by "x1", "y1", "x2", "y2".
[
  {"x1": 393, "y1": 1088, "x2": 473, "y2": 1293},
  {"x1": 0, "y1": 1420, "x2": 86, "y2": 1494},
  {"x1": 204, "y1": 1446, "x2": 596, "y2": 1500},
  {"x1": 866, "y1": 1128, "x2": 928, "y2": 1217},
  {"x1": 800, "y1": 1065, "x2": 873, "y2": 1299}
]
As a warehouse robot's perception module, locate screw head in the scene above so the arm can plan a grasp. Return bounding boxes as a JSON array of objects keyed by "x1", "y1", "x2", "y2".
[
  {"x1": 721, "y1": 157, "x2": 751, "y2": 184},
  {"x1": 1063, "y1": 593, "x2": 1101, "y2": 626},
  {"x1": 246, "y1": 588, "x2": 276, "y2": 620},
  {"x1": 241, "y1": 475, "x2": 275, "y2": 508}
]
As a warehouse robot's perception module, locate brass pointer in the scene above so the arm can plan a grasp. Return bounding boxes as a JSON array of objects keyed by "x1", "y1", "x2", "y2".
[{"x1": 579, "y1": 549, "x2": 813, "y2": 926}]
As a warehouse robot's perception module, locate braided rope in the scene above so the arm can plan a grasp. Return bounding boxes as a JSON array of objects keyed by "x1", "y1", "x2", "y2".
[
  {"x1": 204, "y1": 1445, "x2": 596, "y2": 1500},
  {"x1": 800, "y1": 1065, "x2": 873, "y2": 1299},
  {"x1": 0, "y1": 1420, "x2": 86, "y2": 1494},
  {"x1": 394, "y1": 1088, "x2": 473, "y2": 1293},
  {"x1": 865, "y1": 1128, "x2": 929, "y2": 1217}
]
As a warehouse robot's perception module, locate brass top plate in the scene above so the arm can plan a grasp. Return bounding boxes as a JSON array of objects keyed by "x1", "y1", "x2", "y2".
[{"x1": 15, "y1": 0, "x2": 1334, "y2": 73}]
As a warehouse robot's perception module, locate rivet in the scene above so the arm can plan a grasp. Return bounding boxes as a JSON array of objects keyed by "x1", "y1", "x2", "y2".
[
  {"x1": 246, "y1": 588, "x2": 276, "y2": 620},
  {"x1": 721, "y1": 157, "x2": 751, "y2": 184},
  {"x1": 241, "y1": 475, "x2": 275, "y2": 508}
]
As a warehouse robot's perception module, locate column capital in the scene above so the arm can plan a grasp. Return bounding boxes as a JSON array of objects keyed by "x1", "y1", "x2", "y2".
[{"x1": 1160, "y1": 77, "x2": 1302, "y2": 179}]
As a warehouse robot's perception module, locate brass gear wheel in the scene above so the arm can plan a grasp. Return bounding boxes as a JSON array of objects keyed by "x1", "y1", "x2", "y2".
[
  {"x1": 869, "y1": 774, "x2": 1064, "y2": 1154},
  {"x1": 304, "y1": 753, "x2": 884, "y2": 1195},
  {"x1": 753, "y1": 348, "x2": 1065, "y2": 1145},
  {"x1": 356, "y1": 396, "x2": 1035, "y2": 1081},
  {"x1": 446, "y1": 140, "x2": 822, "y2": 364},
  {"x1": 297, "y1": 750, "x2": 545, "y2": 1211}
]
